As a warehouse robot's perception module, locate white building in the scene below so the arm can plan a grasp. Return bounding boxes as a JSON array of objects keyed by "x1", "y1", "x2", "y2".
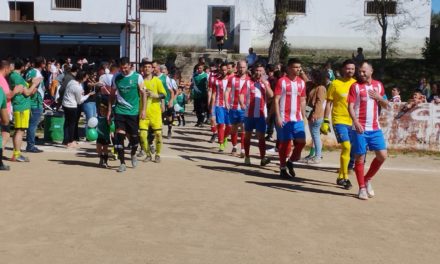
[{"x1": 0, "y1": 0, "x2": 432, "y2": 59}]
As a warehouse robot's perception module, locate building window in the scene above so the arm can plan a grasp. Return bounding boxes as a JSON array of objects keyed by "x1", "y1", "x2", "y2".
[
  {"x1": 53, "y1": 0, "x2": 82, "y2": 10},
  {"x1": 140, "y1": 0, "x2": 167, "y2": 11},
  {"x1": 287, "y1": 0, "x2": 306, "y2": 14},
  {"x1": 365, "y1": 1, "x2": 397, "y2": 15},
  {"x1": 9, "y1": 1, "x2": 34, "y2": 21}
]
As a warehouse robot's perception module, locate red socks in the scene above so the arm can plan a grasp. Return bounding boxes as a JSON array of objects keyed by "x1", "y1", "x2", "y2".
[
  {"x1": 258, "y1": 139, "x2": 266, "y2": 159},
  {"x1": 211, "y1": 125, "x2": 217, "y2": 133},
  {"x1": 278, "y1": 141, "x2": 291, "y2": 168},
  {"x1": 365, "y1": 158, "x2": 384, "y2": 182},
  {"x1": 231, "y1": 132, "x2": 238, "y2": 146},
  {"x1": 289, "y1": 141, "x2": 305, "y2": 162},
  {"x1": 244, "y1": 134, "x2": 251, "y2": 157},
  {"x1": 354, "y1": 161, "x2": 365, "y2": 188},
  {"x1": 225, "y1": 125, "x2": 231, "y2": 139},
  {"x1": 217, "y1": 124, "x2": 225, "y2": 144}
]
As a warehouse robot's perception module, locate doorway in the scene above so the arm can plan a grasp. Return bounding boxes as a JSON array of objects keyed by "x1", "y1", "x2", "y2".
[{"x1": 207, "y1": 5, "x2": 234, "y2": 50}]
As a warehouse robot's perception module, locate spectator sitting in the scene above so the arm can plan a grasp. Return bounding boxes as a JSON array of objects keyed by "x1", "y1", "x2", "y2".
[
  {"x1": 417, "y1": 77, "x2": 431, "y2": 98},
  {"x1": 427, "y1": 82, "x2": 439, "y2": 104},
  {"x1": 390, "y1": 87, "x2": 401, "y2": 103},
  {"x1": 395, "y1": 91, "x2": 426, "y2": 119}
]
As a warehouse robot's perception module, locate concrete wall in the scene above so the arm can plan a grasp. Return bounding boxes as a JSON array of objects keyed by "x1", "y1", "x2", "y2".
[
  {"x1": 314, "y1": 103, "x2": 440, "y2": 152},
  {"x1": 246, "y1": 0, "x2": 431, "y2": 57},
  {"x1": 0, "y1": 0, "x2": 125, "y2": 23},
  {"x1": 139, "y1": 0, "x2": 431, "y2": 57},
  {"x1": 0, "y1": 0, "x2": 432, "y2": 57}
]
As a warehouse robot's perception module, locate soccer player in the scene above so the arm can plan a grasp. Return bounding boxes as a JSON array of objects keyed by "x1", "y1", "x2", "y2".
[
  {"x1": 321, "y1": 59, "x2": 357, "y2": 189},
  {"x1": 9, "y1": 58, "x2": 42, "y2": 162},
  {"x1": 348, "y1": 61, "x2": 388, "y2": 200},
  {"x1": 240, "y1": 63, "x2": 273, "y2": 166},
  {"x1": 108, "y1": 57, "x2": 146, "y2": 172},
  {"x1": 25, "y1": 56, "x2": 46, "y2": 153},
  {"x1": 155, "y1": 64, "x2": 175, "y2": 139},
  {"x1": 227, "y1": 61, "x2": 236, "y2": 76},
  {"x1": 207, "y1": 63, "x2": 218, "y2": 143},
  {"x1": 274, "y1": 58, "x2": 307, "y2": 179},
  {"x1": 210, "y1": 63, "x2": 231, "y2": 152},
  {"x1": 96, "y1": 103, "x2": 110, "y2": 168},
  {"x1": 191, "y1": 64, "x2": 208, "y2": 126},
  {"x1": 225, "y1": 60, "x2": 248, "y2": 157},
  {"x1": 139, "y1": 61, "x2": 166, "y2": 163}
]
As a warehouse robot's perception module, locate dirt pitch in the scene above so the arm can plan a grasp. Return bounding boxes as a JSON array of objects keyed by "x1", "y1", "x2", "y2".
[{"x1": 1, "y1": 115, "x2": 439, "y2": 264}]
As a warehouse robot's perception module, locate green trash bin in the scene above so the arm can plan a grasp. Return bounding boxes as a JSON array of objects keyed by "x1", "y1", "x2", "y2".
[{"x1": 44, "y1": 113, "x2": 65, "y2": 143}]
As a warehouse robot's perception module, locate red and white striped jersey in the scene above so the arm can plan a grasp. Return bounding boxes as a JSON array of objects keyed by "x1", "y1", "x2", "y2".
[
  {"x1": 348, "y1": 80, "x2": 385, "y2": 131},
  {"x1": 241, "y1": 79, "x2": 270, "y2": 118},
  {"x1": 227, "y1": 74, "x2": 249, "y2": 110},
  {"x1": 274, "y1": 76, "x2": 306, "y2": 122},
  {"x1": 213, "y1": 78, "x2": 229, "y2": 107},
  {"x1": 208, "y1": 72, "x2": 217, "y2": 92}
]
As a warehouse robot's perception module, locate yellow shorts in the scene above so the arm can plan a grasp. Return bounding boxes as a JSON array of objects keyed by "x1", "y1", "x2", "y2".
[
  {"x1": 13, "y1": 109, "x2": 30, "y2": 129},
  {"x1": 139, "y1": 116, "x2": 162, "y2": 131}
]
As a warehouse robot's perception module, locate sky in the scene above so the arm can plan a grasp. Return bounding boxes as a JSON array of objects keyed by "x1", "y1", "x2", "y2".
[{"x1": 433, "y1": 0, "x2": 440, "y2": 13}]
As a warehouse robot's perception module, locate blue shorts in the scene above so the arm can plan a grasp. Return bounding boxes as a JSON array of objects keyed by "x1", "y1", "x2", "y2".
[
  {"x1": 215, "y1": 106, "x2": 230, "y2": 125},
  {"x1": 351, "y1": 129, "x2": 386, "y2": 155},
  {"x1": 229, "y1": 109, "x2": 245, "y2": 124},
  {"x1": 333, "y1": 124, "x2": 352, "y2": 143},
  {"x1": 276, "y1": 121, "x2": 305, "y2": 142},
  {"x1": 244, "y1": 117, "x2": 266, "y2": 133}
]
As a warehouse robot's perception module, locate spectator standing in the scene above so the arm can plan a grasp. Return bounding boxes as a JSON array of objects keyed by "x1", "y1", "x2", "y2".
[
  {"x1": 25, "y1": 56, "x2": 46, "y2": 153},
  {"x1": 62, "y1": 71, "x2": 94, "y2": 148},
  {"x1": 9, "y1": 58, "x2": 41, "y2": 162},
  {"x1": 305, "y1": 70, "x2": 327, "y2": 164},
  {"x1": 324, "y1": 62, "x2": 336, "y2": 82},
  {"x1": 352, "y1": 47, "x2": 365, "y2": 66},
  {"x1": 0, "y1": 60, "x2": 12, "y2": 158},
  {"x1": 0, "y1": 87, "x2": 9, "y2": 170},
  {"x1": 246, "y1": 48, "x2": 258, "y2": 67},
  {"x1": 212, "y1": 18, "x2": 228, "y2": 53}
]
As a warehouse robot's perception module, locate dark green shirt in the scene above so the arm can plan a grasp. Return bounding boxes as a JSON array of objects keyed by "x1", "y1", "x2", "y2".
[
  {"x1": 26, "y1": 68, "x2": 44, "y2": 109},
  {"x1": 114, "y1": 72, "x2": 143, "y2": 116},
  {"x1": 9, "y1": 71, "x2": 31, "y2": 112}
]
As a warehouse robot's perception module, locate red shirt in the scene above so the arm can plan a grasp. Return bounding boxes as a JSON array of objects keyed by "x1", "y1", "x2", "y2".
[
  {"x1": 213, "y1": 78, "x2": 228, "y2": 107},
  {"x1": 213, "y1": 21, "x2": 226, "y2": 37},
  {"x1": 241, "y1": 79, "x2": 269, "y2": 118},
  {"x1": 348, "y1": 80, "x2": 385, "y2": 131},
  {"x1": 227, "y1": 74, "x2": 249, "y2": 111},
  {"x1": 275, "y1": 76, "x2": 306, "y2": 122}
]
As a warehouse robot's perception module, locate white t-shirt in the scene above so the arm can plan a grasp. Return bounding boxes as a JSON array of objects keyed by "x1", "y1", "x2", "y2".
[{"x1": 62, "y1": 80, "x2": 89, "y2": 108}]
